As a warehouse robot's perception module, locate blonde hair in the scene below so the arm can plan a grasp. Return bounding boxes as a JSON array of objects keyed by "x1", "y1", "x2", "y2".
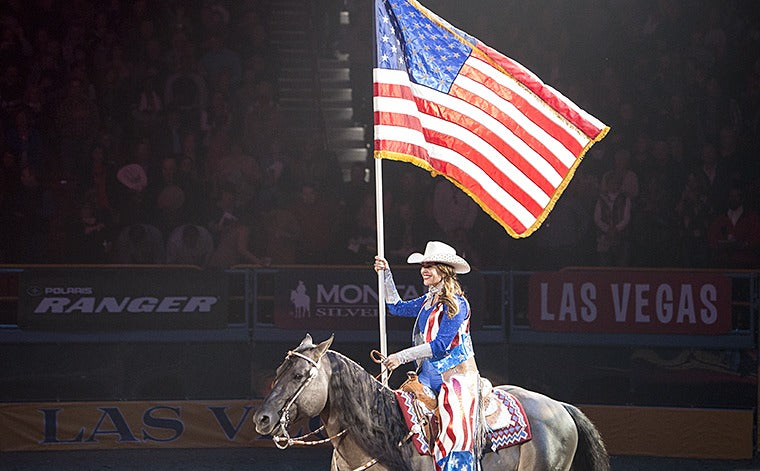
[{"x1": 435, "y1": 263, "x2": 464, "y2": 318}]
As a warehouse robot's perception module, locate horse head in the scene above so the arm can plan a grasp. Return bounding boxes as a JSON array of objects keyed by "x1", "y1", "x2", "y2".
[{"x1": 253, "y1": 334, "x2": 333, "y2": 437}]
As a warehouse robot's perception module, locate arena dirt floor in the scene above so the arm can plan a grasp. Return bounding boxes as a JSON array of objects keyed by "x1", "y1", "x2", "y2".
[{"x1": 2, "y1": 447, "x2": 760, "y2": 471}]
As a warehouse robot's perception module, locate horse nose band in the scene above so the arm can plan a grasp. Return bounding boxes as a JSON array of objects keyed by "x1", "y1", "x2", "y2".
[{"x1": 273, "y1": 350, "x2": 324, "y2": 449}]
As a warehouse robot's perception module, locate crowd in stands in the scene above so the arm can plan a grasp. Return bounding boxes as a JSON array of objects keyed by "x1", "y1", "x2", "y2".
[{"x1": 0, "y1": 0, "x2": 758, "y2": 271}]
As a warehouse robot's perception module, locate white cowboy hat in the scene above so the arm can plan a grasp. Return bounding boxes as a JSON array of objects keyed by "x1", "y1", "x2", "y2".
[{"x1": 407, "y1": 241, "x2": 470, "y2": 274}]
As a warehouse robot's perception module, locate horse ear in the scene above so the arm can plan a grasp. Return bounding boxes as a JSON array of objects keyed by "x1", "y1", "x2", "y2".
[
  {"x1": 315, "y1": 334, "x2": 334, "y2": 357},
  {"x1": 297, "y1": 333, "x2": 314, "y2": 350}
]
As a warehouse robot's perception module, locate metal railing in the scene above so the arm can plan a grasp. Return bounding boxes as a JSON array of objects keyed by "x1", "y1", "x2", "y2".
[{"x1": 0, "y1": 265, "x2": 757, "y2": 349}]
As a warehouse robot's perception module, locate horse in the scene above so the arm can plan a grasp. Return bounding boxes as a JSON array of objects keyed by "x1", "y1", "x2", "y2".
[{"x1": 253, "y1": 334, "x2": 610, "y2": 471}]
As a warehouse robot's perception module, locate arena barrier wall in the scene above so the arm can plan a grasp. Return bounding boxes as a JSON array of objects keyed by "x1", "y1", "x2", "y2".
[{"x1": 580, "y1": 405, "x2": 754, "y2": 460}]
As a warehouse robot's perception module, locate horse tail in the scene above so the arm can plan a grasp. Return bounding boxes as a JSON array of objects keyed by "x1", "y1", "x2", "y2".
[{"x1": 562, "y1": 403, "x2": 610, "y2": 471}]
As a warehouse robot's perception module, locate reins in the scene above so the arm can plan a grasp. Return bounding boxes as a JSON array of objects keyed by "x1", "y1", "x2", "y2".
[{"x1": 369, "y1": 349, "x2": 394, "y2": 382}]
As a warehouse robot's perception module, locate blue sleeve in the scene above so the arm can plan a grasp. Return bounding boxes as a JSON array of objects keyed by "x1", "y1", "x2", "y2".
[
  {"x1": 428, "y1": 297, "x2": 469, "y2": 360},
  {"x1": 387, "y1": 296, "x2": 425, "y2": 318}
]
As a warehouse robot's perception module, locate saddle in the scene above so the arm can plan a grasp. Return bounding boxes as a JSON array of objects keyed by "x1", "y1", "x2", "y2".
[
  {"x1": 398, "y1": 371, "x2": 440, "y2": 447},
  {"x1": 395, "y1": 374, "x2": 532, "y2": 456}
]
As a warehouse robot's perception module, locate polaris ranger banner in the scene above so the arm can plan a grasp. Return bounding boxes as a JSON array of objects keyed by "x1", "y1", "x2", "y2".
[{"x1": 18, "y1": 268, "x2": 227, "y2": 330}]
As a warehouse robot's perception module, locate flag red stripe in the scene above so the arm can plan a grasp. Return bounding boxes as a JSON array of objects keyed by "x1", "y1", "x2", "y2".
[
  {"x1": 375, "y1": 121, "x2": 532, "y2": 232},
  {"x1": 374, "y1": 81, "x2": 414, "y2": 101},
  {"x1": 376, "y1": 103, "x2": 548, "y2": 216},
  {"x1": 449, "y1": 80, "x2": 570, "y2": 176},
  {"x1": 417, "y1": 134, "x2": 530, "y2": 233},
  {"x1": 460, "y1": 60, "x2": 583, "y2": 158},
  {"x1": 466, "y1": 388, "x2": 477, "y2": 449},
  {"x1": 459, "y1": 379, "x2": 471, "y2": 449},
  {"x1": 375, "y1": 82, "x2": 553, "y2": 214},
  {"x1": 422, "y1": 127, "x2": 544, "y2": 218},
  {"x1": 375, "y1": 137, "x2": 529, "y2": 234},
  {"x1": 374, "y1": 139, "x2": 431, "y2": 162},
  {"x1": 373, "y1": 110, "x2": 424, "y2": 133},
  {"x1": 414, "y1": 97, "x2": 556, "y2": 200},
  {"x1": 440, "y1": 386, "x2": 459, "y2": 453},
  {"x1": 376, "y1": 79, "x2": 569, "y2": 177},
  {"x1": 476, "y1": 42, "x2": 604, "y2": 140}
]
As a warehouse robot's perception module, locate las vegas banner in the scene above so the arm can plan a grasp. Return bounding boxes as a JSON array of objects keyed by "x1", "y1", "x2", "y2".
[
  {"x1": 528, "y1": 270, "x2": 732, "y2": 335},
  {"x1": 0, "y1": 400, "x2": 281, "y2": 452}
]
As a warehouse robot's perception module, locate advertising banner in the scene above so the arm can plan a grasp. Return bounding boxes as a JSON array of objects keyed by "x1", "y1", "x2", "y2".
[
  {"x1": 0, "y1": 400, "x2": 279, "y2": 451},
  {"x1": 528, "y1": 270, "x2": 732, "y2": 334},
  {"x1": 273, "y1": 268, "x2": 484, "y2": 330},
  {"x1": 18, "y1": 268, "x2": 228, "y2": 330}
]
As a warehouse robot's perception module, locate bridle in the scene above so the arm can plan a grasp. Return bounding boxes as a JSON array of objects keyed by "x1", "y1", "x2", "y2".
[
  {"x1": 272, "y1": 349, "x2": 329, "y2": 449},
  {"x1": 270, "y1": 348, "x2": 413, "y2": 471}
]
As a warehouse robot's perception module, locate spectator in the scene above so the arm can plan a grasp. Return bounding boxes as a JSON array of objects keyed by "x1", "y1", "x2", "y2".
[
  {"x1": 0, "y1": 150, "x2": 21, "y2": 262},
  {"x1": 532, "y1": 183, "x2": 590, "y2": 269},
  {"x1": 602, "y1": 148, "x2": 639, "y2": 201},
  {"x1": 707, "y1": 186, "x2": 760, "y2": 268},
  {"x1": 201, "y1": 89, "x2": 234, "y2": 168},
  {"x1": 289, "y1": 182, "x2": 338, "y2": 264},
  {"x1": 5, "y1": 109, "x2": 43, "y2": 169},
  {"x1": 675, "y1": 171, "x2": 713, "y2": 267},
  {"x1": 8, "y1": 164, "x2": 53, "y2": 263},
  {"x1": 593, "y1": 171, "x2": 631, "y2": 266},
  {"x1": 176, "y1": 153, "x2": 206, "y2": 225},
  {"x1": 256, "y1": 139, "x2": 292, "y2": 210},
  {"x1": 78, "y1": 144, "x2": 118, "y2": 208},
  {"x1": 54, "y1": 76, "x2": 100, "y2": 179},
  {"x1": 131, "y1": 73, "x2": 164, "y2": 136},
  {"x1": 432, "y1": 178, "x2": 480, "y2": 265},
  {"x1": 198, "y1": 34, "x2": 241, "y2": 88},
  {"x1": 207, "y1": 213, "x2": 269, "y2": 269},
  {"x1": 163, "y1": 53, "x2": 208, "y2": 132},
  {"x1": 165, "y1": 223, "x2": 214, "y2": 266},
  {"x1": 69, "y1": 200, "x2": 113, "y2": 264},
  {"x1": 154, "y1": 105, "x2": 185, "y2": 158},
  {"x1": 114, "y1": 162, "x2": 150, "y2": 228},
  {"x1": 342, "y1": 193, "x2": 377, "y2": 265},
  {"x1": 289, "y1": 136, "x2": 342, "y2": 197},
  {"x1": 154, "y1": 182, "x2": 187, "y2": 237},
  {"x1": 261, "y1": 202, "x2": 300, "y2": 265},
  {"x1": 718, "y1": 125, "x2": 750, "y2": 185},
  {"x1": 338, "y1": 161, "x2": 371, "y2": 226},
  {"x1": 241, "y1": 79, "x2": 282, "y2": 154},
  {"x1": 0, "y1": 64, "x2": 26, "y2": 122},
  {"x1": 697, "y1": 141, "x2": 731, "y2": 211},
  {"x1": 210, "y1": 143, "x2": 259, "y2": 212},
  {"x1": 115, "y1": 223, "x2": 165, "y2": 264},
  {"x1": 385, "y1": 199, "x2": 433, "y2": 265},
  {"x1": 207, "y1": 184, "x2": 239, "y2": 240}
]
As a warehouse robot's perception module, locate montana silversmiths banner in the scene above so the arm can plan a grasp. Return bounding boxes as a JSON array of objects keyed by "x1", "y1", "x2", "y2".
[
  {"x1": 273, "y1": 268, "x2": 484, "y2": 331},
  {"x1": 18, "y1": 268, "x2": 228, "y2": 330}
]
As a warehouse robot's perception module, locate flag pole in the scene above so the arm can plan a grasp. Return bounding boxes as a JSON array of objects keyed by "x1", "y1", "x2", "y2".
[
  {"x1": 375, "y1": 157, "x2": 388, "y2": 385},
  {"x1": 371, "y1": 0, "x2": 388, "y2": 385}
]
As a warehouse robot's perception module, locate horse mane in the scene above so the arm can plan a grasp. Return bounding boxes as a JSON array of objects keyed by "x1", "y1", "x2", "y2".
[{"x1": 325, "y1": 351, "x2": 415, "y2": 471}]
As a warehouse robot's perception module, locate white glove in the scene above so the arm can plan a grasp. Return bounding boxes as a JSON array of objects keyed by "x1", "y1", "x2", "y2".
[
  {"x1": 384, "y1": 343, "x2": 432, "y2": 370},
  {"x1": 374, "y1": 256, "x2": 401, "y2": 304}
]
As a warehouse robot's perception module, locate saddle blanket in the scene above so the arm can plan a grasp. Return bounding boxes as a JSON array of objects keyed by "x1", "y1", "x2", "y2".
[{"x1": 395, "y1": 388, "x2": 532, "y2": 455}]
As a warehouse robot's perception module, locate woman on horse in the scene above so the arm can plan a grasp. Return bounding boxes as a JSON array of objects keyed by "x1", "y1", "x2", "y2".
[{"x1": 374, "y1": 241, "x2": 481, "y2": 471}]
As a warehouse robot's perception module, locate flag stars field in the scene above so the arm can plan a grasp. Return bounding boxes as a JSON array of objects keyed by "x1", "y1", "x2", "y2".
[{"x1": 373, "y1": 0, "x2": 608, "y2": 238}]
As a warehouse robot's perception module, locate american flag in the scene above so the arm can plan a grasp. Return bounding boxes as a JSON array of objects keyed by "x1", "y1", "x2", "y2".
[{"x1": 373, "y1": 0, "x2": 609, "y2": 238}]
